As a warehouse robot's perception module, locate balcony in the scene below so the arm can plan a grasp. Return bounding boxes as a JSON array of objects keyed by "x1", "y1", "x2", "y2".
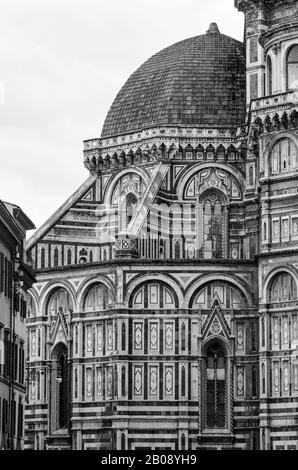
[{"x1": 251, "y1": 91, "x2": 298, "y2": 113}]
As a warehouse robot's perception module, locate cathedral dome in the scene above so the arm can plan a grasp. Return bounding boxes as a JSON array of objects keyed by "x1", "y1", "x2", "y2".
[{"x1": 101, "y1": 24, "x2": 246, "y2": 138}]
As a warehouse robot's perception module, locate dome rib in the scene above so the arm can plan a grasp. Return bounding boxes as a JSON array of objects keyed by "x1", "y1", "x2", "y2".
[{"x1": 101, "y1": 29, "x2": 246, "y2": 138}]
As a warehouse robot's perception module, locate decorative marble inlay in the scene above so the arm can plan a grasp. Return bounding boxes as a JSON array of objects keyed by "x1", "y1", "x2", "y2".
[
  {"x1": 274, "y1": 365, "x2": 279, "y2": 393},
  {"x1": 149, "y1": 366, "x2": 158, "y2": 396},
  {"x1": 273, "y1": 318, "x2": 279, "y2": 345},
  {"x1": 283, "y1": 318, "x2": 289, "y2": 344},
  {"x1": 165, "y1": 367, "x2": 174, "y2": 395},
  {"x1": 149, "y1": 323, "x2": 158, "y2": 351},
  {"x1": 107, "y1": 324, "x2": 113, "y2": 351},
  {"x1": 134, "y1": 367, "x2": 143, "y2": 396},
  {"x1": 134, "y1": 323, "x2": 143, "y2": 350},
  {"x1": 97, "y1": 325, "x2": 103, "y2": 351},
  {"x1": 86, "y1": 369, "x2": 92, "y2": 397},
  {"x1": 237, "y1": 326, "x2": 244, "y2": 350},
  {"x1": 107, "y1": 367, "x2": 113, "y2": 397},
  {"x1": 97, "y1": 368, "x2": 103, "y2": 395},
  {"x1": 284, "y1": 364, "x2": 289, "y2": 392},
  {"x1": 165, "y1": 323, "x2": 174, "y2": 350},
  {"x1": 87, "y1": 327, "x2": 92, "y2": 352},
  {"x1": 31, "y1": 333, "x2": 36, "y2": 356},
  {"x1": 237, "y1": 368, "x2": 244, "y2": 396}
]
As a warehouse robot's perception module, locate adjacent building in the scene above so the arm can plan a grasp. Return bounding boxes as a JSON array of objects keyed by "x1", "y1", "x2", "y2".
[
  {"x1": 25, "y1": 0, "x2": 298, "y2": 450},
  {"x1": 0, "y1": 200, "x2": 35, "y2": 449}
]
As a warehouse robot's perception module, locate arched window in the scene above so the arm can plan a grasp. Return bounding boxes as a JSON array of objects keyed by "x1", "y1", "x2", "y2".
[
  {"x1": 121, "y1": 366, "x2": 126, "y2": 396},
  {"x1": 181, "y1": 323, "x2": 186, "y2": 351},
  {"x1": 67, "y1": 249, "x2": 72, "y2": 265},
  {"x1": 121, "y1": 323, "x2": 126, "y2": 351},
  {"x1": 54, "y1": 247, "x2": 59, "y2": 267},
  {"x1": 287, "y1": 45, "x2": 298, "y2": 90},
  {"x1": 125, "y1": 193, "x2": 138, "y2": 227},
  {"x1": 248, "y1": 165, "x2": 254, "y2": 186},
  {"x1": 174, "y1": 240, "x2": 181, "y2": 259},
  {"x1": 269, "y1": 272, "x2": 297, "y2": 302},
  {"x1": 37, "y1": 371, "x2": 40, "y2": 401},
  {"x1": 200, "y1": 191, "x2": 227, "y2": 259},
  {"x1": 181, "y1": 433, "x2": 186, "y2": 450},
  {"x1": 50, "y1": 343, "x2": 69, "y2": 432},
  {"x1": 114, "y1": 323, "x2": 118, "y2": 352},
  {"x1": 121, "y1": 433, "x2": 126, "y2": 450},
  {"x1": 181, "y1": 366, "x2": 186, "y2": 397},
  {"x1": 261, "y1": 363, "x2": 266, "y2": 394},
  {"x1": 263, "y1": 222, "x2": 267, "y2": 242},
  {"x1": 40, "y1": 247, "x2": 45, "y2": 269},
  {"x1": 159, "y1": 239, "x2": 164, "y2": 258},
  {"x1": 204, "y1": 342, "x2": 226, "y2": 429},
  {"x1": 270, "y1": 139, "x2": 298, "y2": 174},
  {"x1": 89, "y1": 251, "x2": 93, "y2": 263},
  {"x1": 74, "y1": 324, "x2": 79, "y2": 355},
  {"x1": 261, "y1": 317, "x2": 265, "y2": 347},
  {"x1": 57, "y1": 351, "x2": 68, "y2": 428},
  {"x1": 267, "y1": 55, "x2": 272, "y2": 95},
  {"x1": 83, "y1": 283, "x2": 113, "y2": 311},
  {"x1": 74, "y1": 368, "x2": 78, "y2": 399},
  {"x1": 252, "y1": 366, "x2": 257, "y2": 397},
  {"x1": 37, "y1": 329, "x2": 41, "y2": 357},
  {"x1": 46, "y1": 288, "x2": 73, "y2": 316}
]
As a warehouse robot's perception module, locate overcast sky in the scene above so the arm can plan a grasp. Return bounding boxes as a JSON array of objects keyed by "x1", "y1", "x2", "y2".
[{"x1": 0, "y1": 0, "x2": 244, "y2": 235}]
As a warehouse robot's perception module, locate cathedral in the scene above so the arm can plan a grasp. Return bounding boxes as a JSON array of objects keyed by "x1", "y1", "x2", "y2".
[{"x1": 24, "y1": 0, "x2": 298, "y2": 450}]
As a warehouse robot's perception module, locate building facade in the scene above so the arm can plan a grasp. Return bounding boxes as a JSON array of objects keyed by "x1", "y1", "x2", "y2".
[
  {"x1": 25, "y1": 0, "x2": 298, "y2": 450},
  {"x1": 0, "y1": 200, "x2": 35, "y2": 449}
]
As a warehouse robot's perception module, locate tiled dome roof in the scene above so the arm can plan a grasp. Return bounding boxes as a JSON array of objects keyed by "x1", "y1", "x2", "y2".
[{"x1": 101, "y1": 24, "x2": 246, "y2": 138}]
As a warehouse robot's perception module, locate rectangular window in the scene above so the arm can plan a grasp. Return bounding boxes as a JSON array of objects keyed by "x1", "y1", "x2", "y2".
[
  {"x1": 13, "y1": 341, "x2": 18, "y2": 382},
  {"x1": 249, "y1": 37, "x2": 258, "y2": 63},
  {"x1": 11, "y1": 400, "x2": 16, "y2": 436},
  {"x1": 0, "y1": 252, "x2": 4, "y2": 292},
  {"x1": 252, "y1": 366, "x2": 257, "y2": 397},
  {"x1": 17, "y1": 402, "x2": 23, "y2": 438},
  {"x1": 250, "y1": 74, "x2": 258, "y2": 100},
  {"x1": 2, "y1": 399, "x2": 8, "y2": 433},
  {"x1": 4, "y1": 331, "x2": 11, "y2": 378}
]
